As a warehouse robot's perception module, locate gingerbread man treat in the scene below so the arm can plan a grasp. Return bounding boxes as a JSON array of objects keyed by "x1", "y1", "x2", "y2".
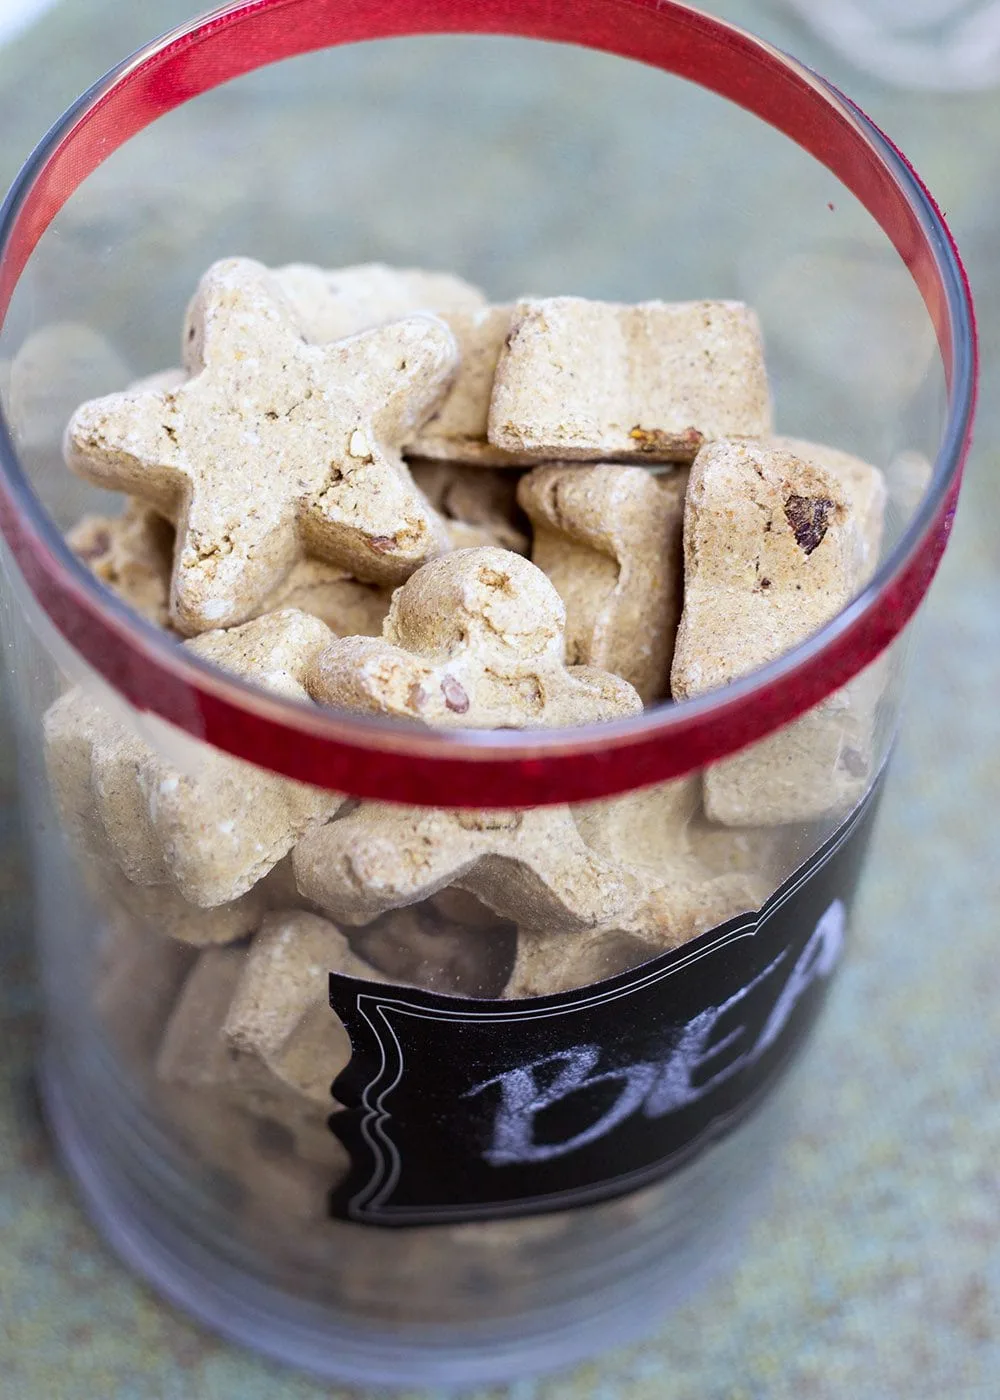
[
  {"x1": 488, "y1": 298, "x2": 772, "y2": 462},
  {"x1": 65, "y1": 257, "x2": 457, "y2": 634},
  {"x1": 305, "y1": 546, "x2": 642, "y2": 728},
  {"x1": 517, "y1": 463, "x2": 687, "y2": 703}
]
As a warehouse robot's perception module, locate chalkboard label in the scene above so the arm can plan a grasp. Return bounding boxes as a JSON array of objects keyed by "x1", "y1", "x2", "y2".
[{"x1": 328, "y1": 779, "x2": 883, "y2": 1226}]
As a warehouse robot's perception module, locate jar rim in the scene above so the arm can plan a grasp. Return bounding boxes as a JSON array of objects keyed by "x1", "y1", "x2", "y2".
[{"x1": 0, "y1": 0, "x2": 977, "y2": 806}]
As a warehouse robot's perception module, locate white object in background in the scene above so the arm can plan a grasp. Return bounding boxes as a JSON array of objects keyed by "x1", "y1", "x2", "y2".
[
  {"x1": 0, "y1": 0, "x2": 60, "y2": 47},
  {"x1": 785, "y1": 0, "x2": 1000, "y2": 89}
]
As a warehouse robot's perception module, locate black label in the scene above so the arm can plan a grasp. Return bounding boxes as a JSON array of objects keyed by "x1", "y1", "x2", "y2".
[{"x1": 328, "y1": 779, "x2": 883, "y2": 1226}]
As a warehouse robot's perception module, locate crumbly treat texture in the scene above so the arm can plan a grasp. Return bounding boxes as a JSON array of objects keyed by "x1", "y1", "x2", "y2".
[
  {"x1": 517, "y1": 463, "x2": 687, "y2": 703},
  {"x1": 488, "y1": 298, "x2": 772, "y2": 462},
  {"x1": 65, "y1": 257, "x2": 456, "y2": 634},
  {"x1": 306, "y1": 546, "x2": 643, "y2": 729}
]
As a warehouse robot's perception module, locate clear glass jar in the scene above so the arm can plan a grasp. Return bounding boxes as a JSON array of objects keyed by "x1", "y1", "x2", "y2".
[{"x1": 0, "y1": 0, "x2": 975, "y2": 1389}]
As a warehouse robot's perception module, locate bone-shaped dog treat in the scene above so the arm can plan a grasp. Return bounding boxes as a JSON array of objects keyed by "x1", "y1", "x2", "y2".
[
  {"x1": 271, "y1": 262, "x2": 487, "y2": 343},
  {"x1": 65, "y1": 257, "x2": 456, "y2": 633},
  {"x1": 517, "y1": 463, "x2": 687, "y2": 703},
  {"x1": 409, "y1": 459, "x2": 528, "y2": 554},
  {"x1": 408, "y1": 304, "x2": 536, "y2": 465},
  {"x1": 348, "y1": 897, "x2": 517, "y2": 997},
  {"x1": 489, "y1": 298, "x2": 772, "y2": 462},
  {"x1": 223, "y1": 910, "x2": 377, "y2": 1106},
  {"x1": 769, "y1": 435, "x2": 886, "y2": 582},
  {"x1": 295, "y1": 803, "x2": 636, "y2": 931},
  {"x1": 67, "y1": 501, "x2": 175, "y2": 629},
  {"x1": 70, "y1": 610, "x2": 342, "y2": 905},
  {"x1": 306, "y1": 546, "x2": 643, "y2": 728},
  {"x1": 670, "y1": 439, "x2": 878, "y2": 825}
]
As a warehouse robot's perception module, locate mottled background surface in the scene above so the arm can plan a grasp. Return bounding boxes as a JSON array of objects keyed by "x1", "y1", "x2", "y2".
[{"x1": 0, "y1": 1, "x2": 998, "y2": 1396}]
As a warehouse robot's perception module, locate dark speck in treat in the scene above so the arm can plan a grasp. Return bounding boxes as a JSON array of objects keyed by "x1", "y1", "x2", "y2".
[{"x1": 784, "y1": 494, "x2": 835, "y2": 555}]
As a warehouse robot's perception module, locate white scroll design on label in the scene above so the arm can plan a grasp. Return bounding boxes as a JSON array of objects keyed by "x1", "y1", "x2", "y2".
[{"x1": 468, "y1": 899, "x2": 845, "y2": 1168}]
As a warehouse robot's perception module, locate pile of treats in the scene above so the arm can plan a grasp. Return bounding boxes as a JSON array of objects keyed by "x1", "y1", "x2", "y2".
[{"x1": 44, "y1": 258, "x2": 887, "y2": 1212}]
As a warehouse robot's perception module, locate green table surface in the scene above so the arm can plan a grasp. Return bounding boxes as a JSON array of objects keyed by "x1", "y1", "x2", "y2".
[{"x1": 0, "y1": 2, "x2": 998, "y2": 1396}]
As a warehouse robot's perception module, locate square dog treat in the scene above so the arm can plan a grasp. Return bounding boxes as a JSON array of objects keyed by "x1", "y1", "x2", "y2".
[
  {"x1": 517, "y1": 463, "x2": 687, "y2": 703},
  {"x1": 408, "y1": 460, "x2": 528, "y2": 554},
  {"x1": 407, "y1": 304, "x2": 536, "y2": 465},
  {"x1": 488, "y1": 298, "x2": 772, "y2": 462},
  {"x1": 65, "y1": 257, "x2": 457, "y2": 634},
  {"x1": 49, "y1": 610, "x2": 343, "y2": 907},
  {"x1": 271, "y1": 262, "x2": 487, "y2": 343},
  {"x1": 306, "y1": 546, "x2": 643, "y2": 729},
  {"x1": 670, "y1": 439, "x2": 882, "y2": 825}
]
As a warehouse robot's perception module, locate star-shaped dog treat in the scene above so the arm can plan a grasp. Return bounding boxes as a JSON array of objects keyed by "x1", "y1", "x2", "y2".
[{"x1": 64, "y1": 258, "x2": 457, "y2": 635}]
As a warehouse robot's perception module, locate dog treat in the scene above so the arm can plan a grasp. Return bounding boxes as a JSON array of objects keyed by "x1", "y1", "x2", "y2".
[
  {"x1": 223, "y1": 910, "x2": 376, "y2": 1106},
  {"x1": 671, "y1": 440, "x2": 861, "y2": 699},
  {"x1": 306, "y1": 546, "x2": 643, "y2": 729},
  {"x1": 409, "y1": 459, "x2": 528, "y2": 553},
  {"x1": 55, "y1": 610, "x2": 343, "y2": 906},
  {"x1": 670, "y1": 439, "x2": 880, "y2": 825},
  {"x1": 407, "y1": 304, "x2": 535, "y2": 465},
  {"x1": 271, "y1": 262, "x2": 486, "y2": 343},
  {"x1": 70, "y1": 496, "x2": 392, "y2": 637},
  {"x1": 574, "y1": 780, "x2": 765, "y2": 942},
  {"x1": 107, "y1": 857, "x2": 301, "y2": 948},
  {"x1": 295, "y1": 802, "x2": 636, "y2": 931},
  {"x1": 504, "y1": 927, "x2": 660, "y2": 999},
  {"x1": 517, "y1": 463, "x2": 687, "y2": 703},
  {"x1": 67, "y1": 500, "x2": 175, "y2": 629},
  {"x1": 65, "y1": 257, "x2": 456, "y2": 634},
  {"x1": 489, "y1": 298, "x2": 772, "y2": 462},
  {"x1": 703, "y1": 658, "x2": 887, "y2": 826},
  {"x1": 157, "y1": 942, "x2": 347, "y2": 1168},
  {"x1": 94, "y1": 911, "x2": 196, "y2": 1063},
  {"x1": 348, "y1": 896, "x2": 517, "y2": 997},
  {"x1": 769, "y1": 434, "x2": 887, "y2": 580}
]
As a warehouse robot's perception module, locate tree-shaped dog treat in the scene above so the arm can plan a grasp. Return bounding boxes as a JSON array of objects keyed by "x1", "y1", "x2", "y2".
[
  {"x1": 305, "y1": 546, "x2": 642, "y2": 728},
  {"x1": 65, "y1": 258, "x2": 457, "y2": 634}
]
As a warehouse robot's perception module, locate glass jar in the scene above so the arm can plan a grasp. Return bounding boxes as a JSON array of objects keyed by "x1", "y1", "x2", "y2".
[{"x1": 0, "y1": 0, "x2": 975, "y2": 1388}]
